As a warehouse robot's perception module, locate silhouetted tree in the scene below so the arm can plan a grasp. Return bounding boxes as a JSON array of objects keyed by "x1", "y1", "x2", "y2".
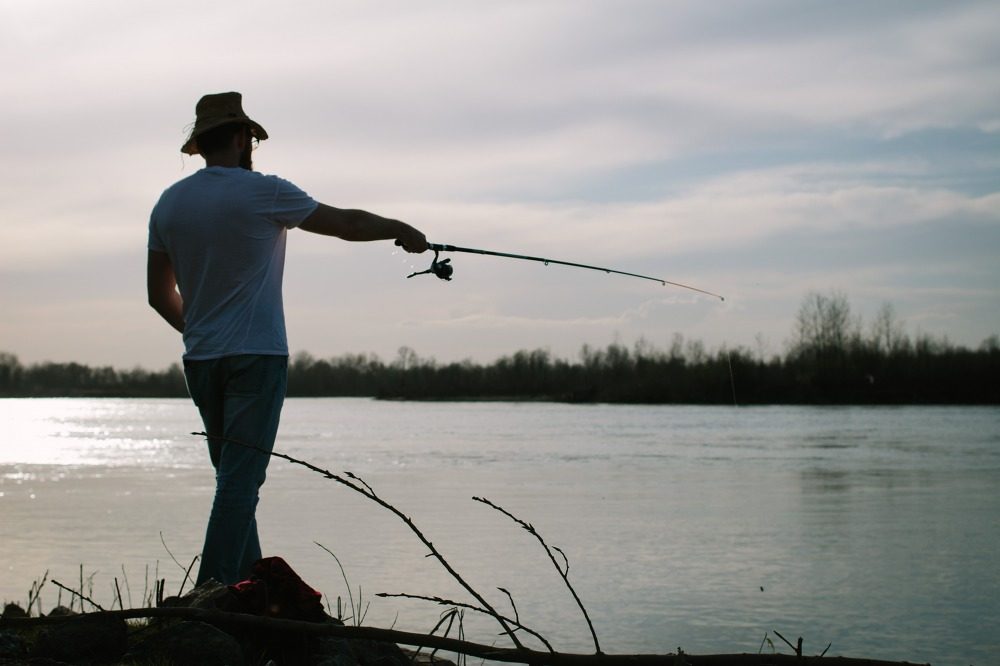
[{"x1": 1, "y1": 291, "x2": 996, "y2": 403}]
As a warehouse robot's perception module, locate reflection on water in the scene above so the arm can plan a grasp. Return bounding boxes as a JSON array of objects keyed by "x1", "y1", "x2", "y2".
[
  {"x1": 0, "y1": 399, "x2": 998, "y2": 665},
  {"x1": 0, "y1": 398, "x2": 201, "y2": 468}
]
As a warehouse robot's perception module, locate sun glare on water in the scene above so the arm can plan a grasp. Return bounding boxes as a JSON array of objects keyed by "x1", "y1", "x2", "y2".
[{"x1": 0, "y1": 398, "x2": 190, "y2": 467}]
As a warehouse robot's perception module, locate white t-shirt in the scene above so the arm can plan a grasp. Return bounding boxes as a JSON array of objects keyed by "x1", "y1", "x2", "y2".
[{"x1": 148, "y1": 167, "x2": 319, "y2": 360}]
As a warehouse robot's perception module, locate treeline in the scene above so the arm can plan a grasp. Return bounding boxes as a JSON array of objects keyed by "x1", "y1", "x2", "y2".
[
  {"x1": 2, "y1": 293, "x2": 998, "y2": 404},
  {"x1": 0, "y1": 353, "x2": 188, "y2": 398}
]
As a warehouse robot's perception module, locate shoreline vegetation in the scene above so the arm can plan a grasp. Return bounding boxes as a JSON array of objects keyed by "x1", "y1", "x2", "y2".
[{"x1": 1, "y1": 292, "x2": 997, "y2": 404}]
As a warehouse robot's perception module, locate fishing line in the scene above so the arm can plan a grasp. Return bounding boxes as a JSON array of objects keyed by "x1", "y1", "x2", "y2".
[
  {"x1": 726, "y1": 347, "x2": 738, "y2": 407},
  {"x1": 402, "y1": 242, "x2": 725, "y2": 301}
]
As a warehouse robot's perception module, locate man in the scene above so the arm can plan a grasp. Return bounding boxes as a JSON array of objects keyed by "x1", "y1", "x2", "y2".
[{"x1": 147, "y1": 92, "x2": 427, "y2": 586}]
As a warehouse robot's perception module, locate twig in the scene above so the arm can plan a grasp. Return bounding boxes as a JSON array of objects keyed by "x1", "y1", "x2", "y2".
[
  {"x1": 315, "y1": 542, "x2": 358, "y2": 626},
  {"x1": 772, "y1": 630, "x2": 802, "y2": 657},
  {"x1": 178, "y1": 555, "x2": 199, "y2": 597},
  {"x1": 51, "y1": 579, "x2": 106, "y2": 612},
  {"x1": 497, "y1": 587, "x2": 519, "y2": 626},
  {"x1": 191, "y1": 431, "x2": 525, "y2": 649},
  {"x1": 143, "y1": 561, "x2": 161, "y2": 608},
  {"x1": 27, "y1": 570, "x2": 48, "y2": 616},
  {"x1": 159, "y1": 531, "x2": 196, "y2": 595},
  {"x1": 120, "y1": 565, "x2": 133, "y2": 608},
  {"x1": 551, "y1": 546, "x2": 570, "y2": 576},
  {"x1": 377, "y1": 592, "x2": 553, "y2": 652},
  {"x1": 421, "y1": 607, "x2": 459, "y2": 664},
  {"x1": 473, "y1": 496, "x2": 601, "y2": 654}
]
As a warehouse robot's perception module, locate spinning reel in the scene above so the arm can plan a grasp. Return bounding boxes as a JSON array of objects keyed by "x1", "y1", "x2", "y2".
[{"x1": 406, "y1": 248, "x2": 454, "y2": 281}]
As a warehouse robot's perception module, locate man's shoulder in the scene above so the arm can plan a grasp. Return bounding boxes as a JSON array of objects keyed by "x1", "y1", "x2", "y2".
[
  {"x1": 159, "y1": 168, "x2": 216, "y2": 195},
  {"x1": 248, "y1": 170, "x2": 303, "y2": 190},
  {"x1": 214, "y1": 168, "x2": 304, "y2": 191},
  {"x1": 156, "y1": 168, "x2": 311, "y2": 211}
]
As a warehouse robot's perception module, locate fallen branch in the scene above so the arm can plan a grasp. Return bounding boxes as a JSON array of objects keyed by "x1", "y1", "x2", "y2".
[
  {"x1": 0, "y1": 607, "x2": 929, "y2": 666},
  {"x1": 191, "y1": 431, "x2": 525, "y2": 649}
]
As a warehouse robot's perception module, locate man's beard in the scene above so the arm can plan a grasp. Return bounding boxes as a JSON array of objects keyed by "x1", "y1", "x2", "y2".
[{"x1": 240, "y1": 142, "x2": 253, "y2": 171}]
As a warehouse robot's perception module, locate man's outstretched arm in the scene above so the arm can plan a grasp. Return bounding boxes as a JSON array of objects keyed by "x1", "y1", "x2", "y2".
[
  {"x1": 147, "y1": 250, "x2": 185, "y2": 333},
  {"x1": 298, "y1": 204, "x2": 428, "y2": 253}
]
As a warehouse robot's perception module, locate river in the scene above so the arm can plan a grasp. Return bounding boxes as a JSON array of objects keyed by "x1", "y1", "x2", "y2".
[{"x1": 1, "y1": 398, "x2": 997, "y2": 665}]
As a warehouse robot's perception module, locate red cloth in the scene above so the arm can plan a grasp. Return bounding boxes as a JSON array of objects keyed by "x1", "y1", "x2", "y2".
[{"x1": 229, "y1": 556, "x2": 326, "y2": 621}]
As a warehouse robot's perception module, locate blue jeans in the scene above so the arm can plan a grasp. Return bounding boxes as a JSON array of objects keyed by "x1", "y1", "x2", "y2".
[{"x1": 183, "y1": 354, "x2": 288, "y2": 586}]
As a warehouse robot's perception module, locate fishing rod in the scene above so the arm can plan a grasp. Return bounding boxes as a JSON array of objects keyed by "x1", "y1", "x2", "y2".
[{"x1": 402, "y1": 242, "x2": 725, "y2": 301}]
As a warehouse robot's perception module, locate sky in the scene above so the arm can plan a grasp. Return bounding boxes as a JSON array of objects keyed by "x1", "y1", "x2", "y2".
[{"x1": 2, "y1": 0, "x2": 998, "y2": 370}]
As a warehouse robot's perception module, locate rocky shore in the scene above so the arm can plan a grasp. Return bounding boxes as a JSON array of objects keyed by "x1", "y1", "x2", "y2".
[{"x1": 0, "y1": 580, "x2": 453, "y2": 666}]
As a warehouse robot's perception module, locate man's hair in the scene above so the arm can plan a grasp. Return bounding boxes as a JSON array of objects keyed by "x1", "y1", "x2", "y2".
[{"x1": 195, "y1": 122, "x2": 248, "y2": 155}]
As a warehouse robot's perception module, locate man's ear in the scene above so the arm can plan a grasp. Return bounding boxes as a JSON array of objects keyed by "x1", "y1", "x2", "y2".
[{"x1": 233, "y1": 128, "x2": 248, "y2": 152}]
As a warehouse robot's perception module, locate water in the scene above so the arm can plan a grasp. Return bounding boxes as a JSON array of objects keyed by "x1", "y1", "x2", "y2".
[{"x1": 1, "y1": 398, "x2": 998, "y2": 665}]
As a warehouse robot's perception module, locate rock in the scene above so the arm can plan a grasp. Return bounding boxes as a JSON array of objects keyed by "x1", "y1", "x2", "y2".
[
  {"x1": 400, "y1": 648, "x2": 458, "y2": 666},
  {"x1": 0, "y1": 604, "x2": 26, "y2": 620},
  {"x1": 313, "y1": 635, "x2": 411, "y2": 666},
  {"x1": 123, "y1": 620, "x2": 244, "y2": 666},
  {"x1": 30, "y1": 614, "x2": 128, "y2": 663},
  {"x1": 46, "y1": 606, "x2": 77, "y2": 617},
  {"x1": 160, "y1": 578, "x2": 232, "y2": 610},
  {"x1": 0, "y1": 630, "x2": 27, "y2": 658}
]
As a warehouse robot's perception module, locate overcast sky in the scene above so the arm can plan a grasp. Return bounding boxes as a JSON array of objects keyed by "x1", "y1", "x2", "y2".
[{"x1": 2, "y1": 0, "x2": 998, "y2": 369}]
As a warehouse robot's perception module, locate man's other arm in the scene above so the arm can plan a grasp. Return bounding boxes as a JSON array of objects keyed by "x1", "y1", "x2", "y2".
[
  {"x1": 298, "y1": 204, "x2": 428, "y2": 253},
  {"x1": 147, "y1": 250, "x2": 185, "y2": 333}
]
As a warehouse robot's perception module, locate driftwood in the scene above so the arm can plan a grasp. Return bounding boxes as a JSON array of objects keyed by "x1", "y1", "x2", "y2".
[{"x1": 0, "y1": 607, "x2": 929, "y2": 666}]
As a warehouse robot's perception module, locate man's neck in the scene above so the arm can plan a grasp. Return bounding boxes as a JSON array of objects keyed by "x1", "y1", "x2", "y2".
[{"x1": 204, "y1": 154, "x2": 241, "y2": 168}]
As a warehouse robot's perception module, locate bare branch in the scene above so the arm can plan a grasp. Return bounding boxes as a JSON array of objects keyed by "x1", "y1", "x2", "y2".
[
  {"x1": 192, "y1": 431, "x2": 524, "y2": 649},
  {"x1": 158, "y1": 532, "x2": 197, "y2": 596},
  {"x1": 315, "y1": 542, "x2": 358, "y2": 626},
  {"x1": 473, "y1": 496, "x2": 601, "y2": 654},
  {"x1": 378, "y1": 592, "x2": 553, "y2": 652},
  {"x1": 497, "y1": 587, "x2": 519, "y2": 625},
  {"x1": 51, "y1": 579, "x2": 105, "y2": 612}
]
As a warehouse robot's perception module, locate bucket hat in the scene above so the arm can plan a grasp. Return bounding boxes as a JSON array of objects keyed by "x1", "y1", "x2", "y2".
[{"x1": 181, "y1": 92, "x2": 268, "y2": 155}]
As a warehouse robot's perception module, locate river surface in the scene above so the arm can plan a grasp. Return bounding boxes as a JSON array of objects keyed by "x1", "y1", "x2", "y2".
[{"x1": 1, "y1": 398, "x2": 998, "y2": 665}]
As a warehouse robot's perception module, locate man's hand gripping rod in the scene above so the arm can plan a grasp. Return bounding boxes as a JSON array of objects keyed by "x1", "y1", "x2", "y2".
[{"x1": 402, "y1": 242, "x2": 725, "y2": 301}]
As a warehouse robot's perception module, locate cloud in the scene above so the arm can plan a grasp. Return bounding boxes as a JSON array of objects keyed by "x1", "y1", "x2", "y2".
[{"x1": 1, "y1": 0, "x2": 998, "y2": 366}]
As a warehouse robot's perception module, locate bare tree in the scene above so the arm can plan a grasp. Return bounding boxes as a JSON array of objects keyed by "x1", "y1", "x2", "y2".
[
  {"x1": 793, "y1": 291, "x2": 859, "y2": 357},
  {"x1": 868, "y1": 302, "x2": 908, "y2": 355}
]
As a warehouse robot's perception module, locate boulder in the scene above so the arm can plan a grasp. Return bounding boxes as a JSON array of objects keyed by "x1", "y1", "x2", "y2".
[
  {"x1": 46, "y1": 606, "x2": 77, "y2": 617},
  {"x1": 160, "y1": 578, "x2": 232, "y2": 610},
  {"x1": 0, "y1": 630, "x2": 27, "y2": 659},
  {"x1": 312, "y1": 635, "x2": 411, "y2": 666},
  {"x1": 0, "y1": 604, "x2": 26, "y2": 620},
  {"x1": 30, "y1": 614, "x2": 128, "y2": 663},
  {"x1": 123, "y1": 620, "x2": 244, "y2": 666}
]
